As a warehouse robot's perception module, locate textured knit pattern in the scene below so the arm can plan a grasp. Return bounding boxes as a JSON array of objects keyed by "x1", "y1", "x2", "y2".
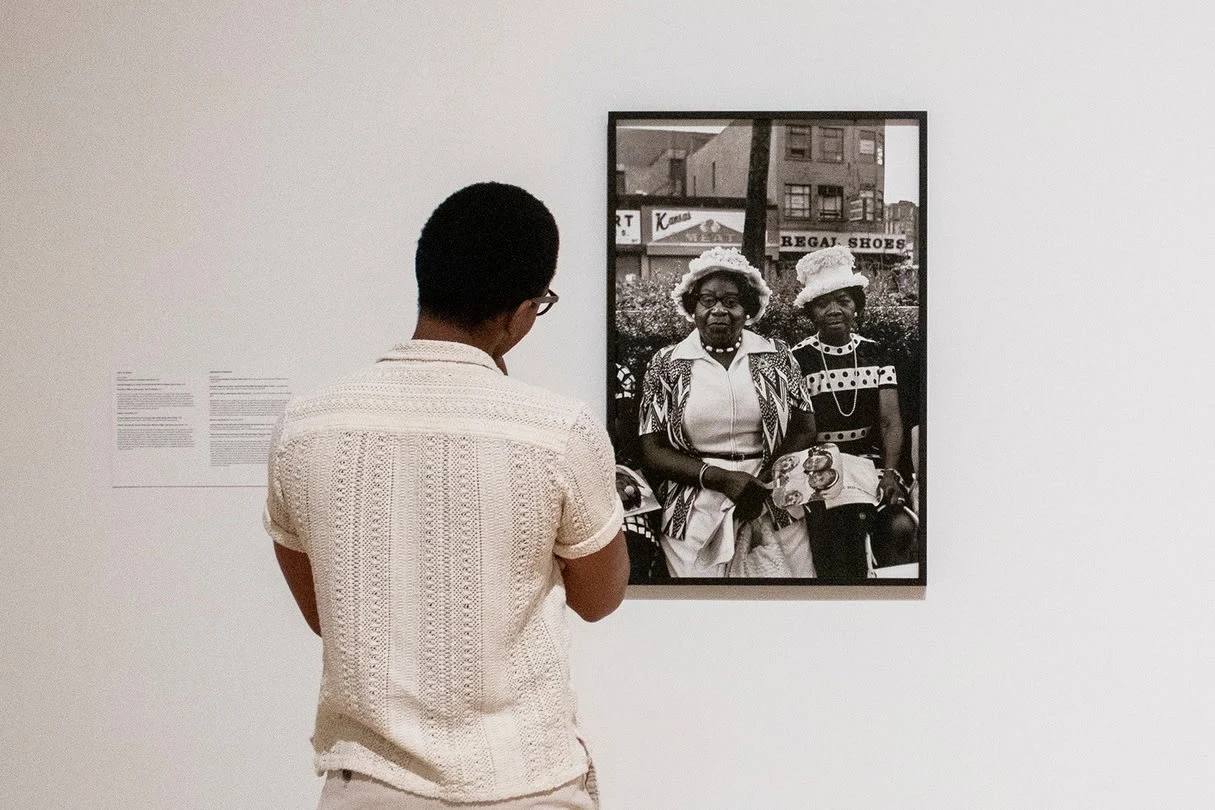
[{"x1": 264, "y1": 340, "x2": 622, "y2": 803}]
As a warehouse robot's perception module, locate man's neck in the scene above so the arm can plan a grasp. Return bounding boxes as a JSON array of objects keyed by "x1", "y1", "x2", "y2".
[
  {"x1": 412, "y1": 312, "x2": 497, "y2": 353},
  {"x1": 412, "y1": 312, "x2": 517, "y2": 376}
]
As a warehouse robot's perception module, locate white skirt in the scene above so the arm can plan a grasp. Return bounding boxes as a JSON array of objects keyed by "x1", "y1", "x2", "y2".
[{"x1": 659, "y1": 458, "x2": 814, "y2": 578}]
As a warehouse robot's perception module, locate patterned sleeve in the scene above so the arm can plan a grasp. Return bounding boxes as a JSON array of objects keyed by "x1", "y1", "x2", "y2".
[
  {"x1": 553, "y1": 404, "x2": 625, "y2": 560},
  {"x1": 263, "y1": 415, "x2": 305, "y2": 552},
  {"x1": 777, "y1": 340, "x2": 813, "y2": 413},
  {"x1": 637, "y1": 346, "x2": 671, "y2": 437}
]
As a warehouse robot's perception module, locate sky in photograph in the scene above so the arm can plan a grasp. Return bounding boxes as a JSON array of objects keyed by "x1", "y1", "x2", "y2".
[{"x1": 882, "y1": 122, "x2": 920, "y2": 205}]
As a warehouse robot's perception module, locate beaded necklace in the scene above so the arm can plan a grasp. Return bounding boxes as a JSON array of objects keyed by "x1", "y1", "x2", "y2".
[{"x1": 702, "y1": 336, "x2": 743, "y2": 354}]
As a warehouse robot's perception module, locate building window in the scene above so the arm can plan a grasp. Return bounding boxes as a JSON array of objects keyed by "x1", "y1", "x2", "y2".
[
  {"x1": 669, "y1": 157, "x2": 685, "y2": 196},
  {"x1": 859, "y1": 130, "x2": 876, "y2": 163},
  {"x1": 853, "y1": 185, "x2": 877, "y2": 222},
  {"x1": 876, "y1": 132, "x2": 884, "y2": 166},
  {"x1": 817, "y1": 185, "x2": 843, "y2": 220},
  {"x1": 784, "y1": 184, "x2": 811, "y2": 219},
  {"x1": 787, "y1": 126, "x2": 811, "y2": 159},
  {"x1": 819, "y1": 127, "x2": 844, "y2": 162}
]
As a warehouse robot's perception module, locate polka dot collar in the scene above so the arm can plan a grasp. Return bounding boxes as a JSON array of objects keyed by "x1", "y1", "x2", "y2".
[{"x1": 806, "y1": 333, "x2": 862, "y2": 356}]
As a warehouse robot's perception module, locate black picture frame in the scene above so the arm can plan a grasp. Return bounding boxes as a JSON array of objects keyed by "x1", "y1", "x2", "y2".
[{"x1": 607, "y1": 111, "x2": 927, "y2": 587}]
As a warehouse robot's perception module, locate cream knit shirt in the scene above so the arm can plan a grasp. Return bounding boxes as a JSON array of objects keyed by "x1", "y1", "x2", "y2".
[{"x1": 264, "y1": 340, "x2": 623, "y2": 802}]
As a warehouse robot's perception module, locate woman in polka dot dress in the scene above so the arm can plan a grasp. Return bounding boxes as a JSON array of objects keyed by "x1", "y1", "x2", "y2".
[{"x1": 790, "y1": 246, "x2": 917, "y2": 578}]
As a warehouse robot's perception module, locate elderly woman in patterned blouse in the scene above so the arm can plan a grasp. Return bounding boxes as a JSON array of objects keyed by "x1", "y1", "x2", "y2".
[{"x1": 638, "y1": 247, "x2": 818, "y2": 578}]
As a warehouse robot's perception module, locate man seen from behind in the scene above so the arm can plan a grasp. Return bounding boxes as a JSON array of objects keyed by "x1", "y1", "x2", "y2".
[{"x1": 265, "y1": 182, "x2": 629, "y2": 809}]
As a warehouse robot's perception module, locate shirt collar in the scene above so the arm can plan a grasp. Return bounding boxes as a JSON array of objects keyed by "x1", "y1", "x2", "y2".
[
  {"x1": 377, "y1": 339, "x2": 501, "y2": 372},
  {"x1": 670, "y1": 328, "x2": 775, "y2": 361},
  {"x1": 796, "y1": 333, "x2": 863, "y2": 355}
]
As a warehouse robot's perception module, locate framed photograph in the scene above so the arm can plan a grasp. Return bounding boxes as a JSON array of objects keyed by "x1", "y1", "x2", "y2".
[{"x1": 607, "y1": 111, "x2": 926, "y2": 586}]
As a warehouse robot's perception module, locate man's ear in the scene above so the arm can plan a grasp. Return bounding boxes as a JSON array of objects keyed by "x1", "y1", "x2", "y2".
[
  {"x1": 506, "y1": 298, "x2": 536, "y2": 338},
  {"x1": 493, "y1": 299, "x2": 536, "y2": 358}
]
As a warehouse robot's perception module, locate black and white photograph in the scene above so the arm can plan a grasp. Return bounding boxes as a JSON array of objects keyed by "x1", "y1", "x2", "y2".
[{"x1": 608, "y1": 112, "x2": 926, "y2": 585}]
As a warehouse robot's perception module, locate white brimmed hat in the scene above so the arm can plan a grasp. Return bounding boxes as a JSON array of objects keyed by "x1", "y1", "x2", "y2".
[
  {"x1": 670, "y1": 246, "x2": 772, "y2": 323},
  {"x1": 792, "y1": 246, "x2": 869, "y2": 308}
]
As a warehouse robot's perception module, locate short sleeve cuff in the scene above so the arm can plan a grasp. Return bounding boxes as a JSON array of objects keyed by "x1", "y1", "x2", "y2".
[
  {"x1": 553, "y1": 498, "x2": 624, "y2": 561},
  {"x1": 263, "y1": 505, "x2": 304, "y2": 552}
]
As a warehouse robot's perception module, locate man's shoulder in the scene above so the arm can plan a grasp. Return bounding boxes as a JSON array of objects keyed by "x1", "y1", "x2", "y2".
[
  {"x1": 488, "y1": 375, "x2": 596, "y2": 434},
  {"x1": 278, "y1": 365, "x2": 384, "y2": 422},
  {"x1": 281, "y1": 362, "x2": 597, "y2": 449}
]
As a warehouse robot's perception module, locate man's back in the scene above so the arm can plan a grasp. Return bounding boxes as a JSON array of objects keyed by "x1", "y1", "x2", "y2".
[{"x1": 265, "y1": 340, "x2": 623, "y2": 802}]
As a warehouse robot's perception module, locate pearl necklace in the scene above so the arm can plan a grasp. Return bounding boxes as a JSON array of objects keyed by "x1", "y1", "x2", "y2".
[
  {"x1": 818, "y1": 334, "x2": 859, "y2": 417},
  {"x1": 702, "y1": 336, "x2": 742, "y2": 354}
]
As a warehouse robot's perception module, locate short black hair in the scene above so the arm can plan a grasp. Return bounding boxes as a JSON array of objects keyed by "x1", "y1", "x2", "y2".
[
  {"x1": 680, "y1": 271, "x2": 762, "y2": 319},
  {"x1": 415, "y1": 182, "x2": 558, "y2": 326}
]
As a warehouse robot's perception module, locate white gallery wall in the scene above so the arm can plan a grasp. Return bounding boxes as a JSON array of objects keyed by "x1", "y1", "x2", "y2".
[{"x1": 3, "y1": 2, "x2": 1213, "y2": 808}]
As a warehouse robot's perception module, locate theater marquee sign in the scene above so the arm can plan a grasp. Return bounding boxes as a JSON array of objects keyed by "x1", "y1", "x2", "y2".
[{"x1": 780, "y1": 230, "x2": 908, "y2": 255}]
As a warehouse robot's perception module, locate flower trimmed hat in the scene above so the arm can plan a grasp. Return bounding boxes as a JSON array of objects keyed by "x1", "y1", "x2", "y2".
[
  {"x1": 792, "y1": 245, "x2": 869, "y2": 308},
  {"x1": 670, "y1": 246, "x2": 772, "y2": 323}
]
